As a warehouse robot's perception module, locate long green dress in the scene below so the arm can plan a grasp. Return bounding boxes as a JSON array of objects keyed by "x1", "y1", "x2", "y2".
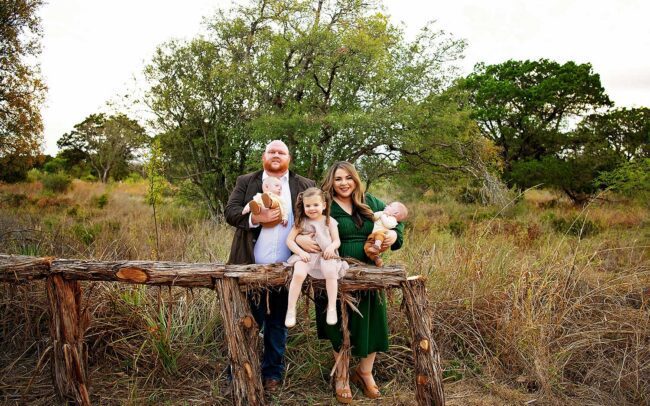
[{"x1": 315, "y1": 194, "x2": 404, "y2": 357}]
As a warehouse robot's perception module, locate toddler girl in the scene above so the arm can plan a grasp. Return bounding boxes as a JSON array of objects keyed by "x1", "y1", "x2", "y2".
[{"x1": 285, "y1": 187, "x2": 348, "y2": 327}]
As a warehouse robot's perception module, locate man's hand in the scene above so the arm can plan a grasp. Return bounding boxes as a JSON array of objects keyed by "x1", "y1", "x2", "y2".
[
  {"x1": 380, "y1": 230, "x2": 397, "y2": 250},
  {"x1": 251, "y1": 207, "x2": 281, "y2": 225},
  {"x1": 296, "y1": 233, "x2": 320, "y2": 253}
]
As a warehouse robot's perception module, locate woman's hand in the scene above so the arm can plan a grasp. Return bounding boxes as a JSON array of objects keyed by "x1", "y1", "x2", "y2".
[
  {"x1": 296, "y1": 233, "x2": 321, "y2": 253},
  {"x1": 381, "y1": 230, "x2": 397, "y2": 250}
]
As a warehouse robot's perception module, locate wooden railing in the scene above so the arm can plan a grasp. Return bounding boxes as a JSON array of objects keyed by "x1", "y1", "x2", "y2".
[{"x1": 0, "y1": 254, "x2": 445, "y2": 405}]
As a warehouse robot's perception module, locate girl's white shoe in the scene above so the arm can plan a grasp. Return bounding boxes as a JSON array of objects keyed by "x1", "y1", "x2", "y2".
[
  {"x1": 326, "y1": 307, "x2": 337, "y2": 325},
  {"x1": 285, "y1": 308, "x2": 296, "y2": 328}
]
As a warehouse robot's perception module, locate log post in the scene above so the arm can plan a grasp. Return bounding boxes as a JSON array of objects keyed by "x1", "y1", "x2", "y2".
[
  {"x1": 46, "y1": 274, "x2": 91, "y2": 406},
  {"x1": 401, "y1": 276, "x2": 445, "y2": 406},
  {"x1": 331, "y1": 297, "x2": 351, "y2": 389},
  {"x1": 215, "y1": 278, "x2": 264, "y2": 406}
]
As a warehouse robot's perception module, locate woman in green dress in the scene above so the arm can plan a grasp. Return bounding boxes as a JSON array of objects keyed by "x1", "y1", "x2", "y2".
[{"x1": 298, "y1": 161, "x2": 404, "y2": 403}]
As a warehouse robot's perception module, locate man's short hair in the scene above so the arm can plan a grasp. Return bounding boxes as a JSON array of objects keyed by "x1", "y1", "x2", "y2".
[{"x1": 265, "y1": 140, "x2": 289, "y2": 154}]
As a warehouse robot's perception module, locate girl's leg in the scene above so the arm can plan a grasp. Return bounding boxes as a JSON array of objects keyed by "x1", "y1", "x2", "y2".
[
  {"x1": 321, "y1": 260, "x2": 339, "y2": 325},
  {"x1": 285, "y1": 262, "x2": 308, "y2": 327}
]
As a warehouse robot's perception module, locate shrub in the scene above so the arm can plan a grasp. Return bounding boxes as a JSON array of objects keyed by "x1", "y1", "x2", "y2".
[
  {"x1": 43, "y1": 157, "x2": 67, "y2": 174},
  {"x1": 175, "y1": 179, "x2": 203, "y2": 206},
  {"x1": 2, "y1": 193, "x2": 28, "y2": 207},
  {"x1": 26, "y1": 168, "x2": 43, "y2": 183},
  {"x1": 550, "y1": 215, "x2": 601, "y2": 238},
  {"x1": 42, "y1": 172, "x2": 72, "y2": 193},
  {"x1": 71, "y1": 222, "x2": 101, "y2": 245},
  {"x1": 124, "y1": 172, "x2": 144, "y2": 184},
  {"x1": 596, "y1": 158, "x2": 650, "y2": 203},
  {"x1": 91, "y1": 193, "x2": 109, "y2": 209},
  {"x1": 448, "y1": 219, "x2": 467, "y2": 236}
]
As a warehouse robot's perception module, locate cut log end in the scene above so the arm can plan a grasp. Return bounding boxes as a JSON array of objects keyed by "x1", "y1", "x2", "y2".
[
  {"x1": 241, "y1": 316, "x2": 254, "y2": 329},
  {"x1": 116, "y1": 267, "x2": 149, "y2": 283},
  {"x1": 416, "y1": 374, "x2": 430, "y2": 385}
]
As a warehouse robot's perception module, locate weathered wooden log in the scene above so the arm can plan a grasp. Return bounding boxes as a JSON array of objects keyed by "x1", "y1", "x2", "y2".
[
  {"x1": 46, "y1": 274, "x2": 91, "y2": 406},
  {"x1": 401, "y1": 276, "x2": 445, "y2": 406},
  {"x1": 0, "y1": 254, "x2": 52, "y2": 283},
  {"x1": 1, "y1": 256, "x2": 406, "y2": 292},
  {"x1": 51, "y1": 259, "x2": 226, "y2": 288},
  {"x1": 227, "y1": 263, "x2": 406, "y2": 292},
  {"x1": 335, "y1": 296, "x2": 352, "y2": 389},
  {"x1": 215, "y1": 278, "x2": 265, "y2": 406}
]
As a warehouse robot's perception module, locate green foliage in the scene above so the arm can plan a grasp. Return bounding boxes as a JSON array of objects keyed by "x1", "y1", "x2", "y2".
[
  {"x1": 43, "y1": 157, "x2": 67, "y2": 174},
  {"x1": 71, "y1": 222, "x2": 101, "y2": 245},
  {"x1": 0, "y1": 153, "x2": 45, "y2": 182},
  {"x1": 0, "y1": 0, "x2": 47, "y2": 169},
  {"x1": 144, "y1": 306, "x2": 179, "y2": 374},
  {"x1": 175, "y1": 179, "x2": 203, "y2": 206},
  {"x1": 41, "y1": 172, "x2": 72, "y2": 193},
  {"x1": 546, "y1": 213, "x2": 601, "y2": 238},
  {"x1": 145, "y1": 0, "x2": 468, "y2": 217},
  {"x1": 120, "y1": 286, "x2": 147, "y2": 307},
  {"x1": 57, "y1": 113, "x2": 148, "y2": 183},
  {"x1": 457, "y1": 59, "x2": 650, "y2": 203},
  {"x1": 123, "y1": 172, "x2": 144, "y2": 184},
  {"x1": 447, "y1": 219, "x2": 467, "y2": 236},
  {"x1": 460, "y1": 59, "x2": 612, "y2": 169},
  {"x1": 91, "y1": 193, "x2": 109, "y2": 209},
  {"x1": 576, "y1": 107, "x2": 650, "y2": 162},
  {"x1": 26, "y1": 168, "x2": 42, "y2": 182},
  {"x1": 596, "y1": 158, "x2": 650, "y2": 202},
  {"x1": 508, "y1": 155, "x2": 617, "y2": 204},
  {"x1": 146, "y1": 139, "x2": 165, "y2": 259}
]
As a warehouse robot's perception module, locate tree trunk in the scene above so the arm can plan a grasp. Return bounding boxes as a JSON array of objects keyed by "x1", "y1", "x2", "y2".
[{"x1": 46, "y1": 275, "x2": 91, "y2": 406}]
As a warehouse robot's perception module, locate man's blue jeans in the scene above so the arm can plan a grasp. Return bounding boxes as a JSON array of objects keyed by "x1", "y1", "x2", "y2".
[{"x1": 248, "y1": 287, "x2": 288, "y2": 381}]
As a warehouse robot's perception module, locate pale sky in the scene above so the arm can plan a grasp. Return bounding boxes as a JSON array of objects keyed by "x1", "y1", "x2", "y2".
[{"x1": 39, "y1": 0, "x2": 650, "y2": 155}]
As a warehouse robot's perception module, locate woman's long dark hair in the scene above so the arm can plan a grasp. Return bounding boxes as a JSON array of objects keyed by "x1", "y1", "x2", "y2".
[
  {"x1": 321, "y1": 161, "x2": 373, "y2": 228},
  {"x1": 294, "y1": 187, "x2": 331, "y2": 231}
]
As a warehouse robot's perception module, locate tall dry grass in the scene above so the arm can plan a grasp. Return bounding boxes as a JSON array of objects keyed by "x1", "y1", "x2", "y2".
[{"x1": 1, "y1": 180, "x2": 648, "y2": 405}]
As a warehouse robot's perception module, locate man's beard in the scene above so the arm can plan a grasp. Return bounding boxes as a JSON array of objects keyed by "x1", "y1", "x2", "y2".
[{"x1": 263, "y1": 159, "x2": 289, "y2": 173}]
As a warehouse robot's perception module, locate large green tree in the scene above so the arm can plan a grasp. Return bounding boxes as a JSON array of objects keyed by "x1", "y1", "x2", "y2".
[
  {"x1": 57, "y1": 113, "x2": 148, "y2": 183},
  {"x1": 145, "y1": 0, "x2": 473, "y2": 217},
  {"x1": 458, "y1": 59, "x2": 626, "y2": 203},
  {"x1": 0, "y1": 0, "x2": 47, "y2": 181},
  {"x1": 575, "y1": 107, "x2": 650, "y2": 162},
  {"x1": 459, "y1": 59, "x2": 612, "y2": 171}
]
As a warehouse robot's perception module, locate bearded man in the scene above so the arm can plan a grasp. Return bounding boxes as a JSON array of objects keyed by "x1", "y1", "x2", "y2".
[{"x1": 224, "y1": 140, "x2": 315, "y2": 391}]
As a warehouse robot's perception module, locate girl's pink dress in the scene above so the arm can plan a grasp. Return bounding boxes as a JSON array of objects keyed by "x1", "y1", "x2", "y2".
[{"x1": 286, "y1": 217, "x2": 348, "y2": 278}]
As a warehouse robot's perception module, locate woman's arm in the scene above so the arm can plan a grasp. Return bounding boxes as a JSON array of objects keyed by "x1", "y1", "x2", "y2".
[
  {"x1": 286, "y1": 227, "x2": 311, "y2": 262},
  {"x1": 295, "y1": 233, "x2": 321, "y2": 253},
  {"x1": 366, "y1": 194, "x2": 403, "y2": 251}
]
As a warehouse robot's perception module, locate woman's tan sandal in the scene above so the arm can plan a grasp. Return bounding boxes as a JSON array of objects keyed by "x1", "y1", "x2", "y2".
[
  {"x1": 350, "y1": 367, "x2": 381, "y2": 399},
  {"x1": 332, "y1": 378, "x2": 353, "y2": 404}
]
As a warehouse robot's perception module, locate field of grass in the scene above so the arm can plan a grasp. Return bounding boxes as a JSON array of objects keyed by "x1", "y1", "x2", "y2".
[{"x1": 1, "y1": 179, "x2": 649, "y2": 405}]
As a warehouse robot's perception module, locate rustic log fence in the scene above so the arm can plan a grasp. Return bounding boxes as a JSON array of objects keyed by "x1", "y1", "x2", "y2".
[{"x1": 0, "y1": 254, "x2": 445, "y2": 405}]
